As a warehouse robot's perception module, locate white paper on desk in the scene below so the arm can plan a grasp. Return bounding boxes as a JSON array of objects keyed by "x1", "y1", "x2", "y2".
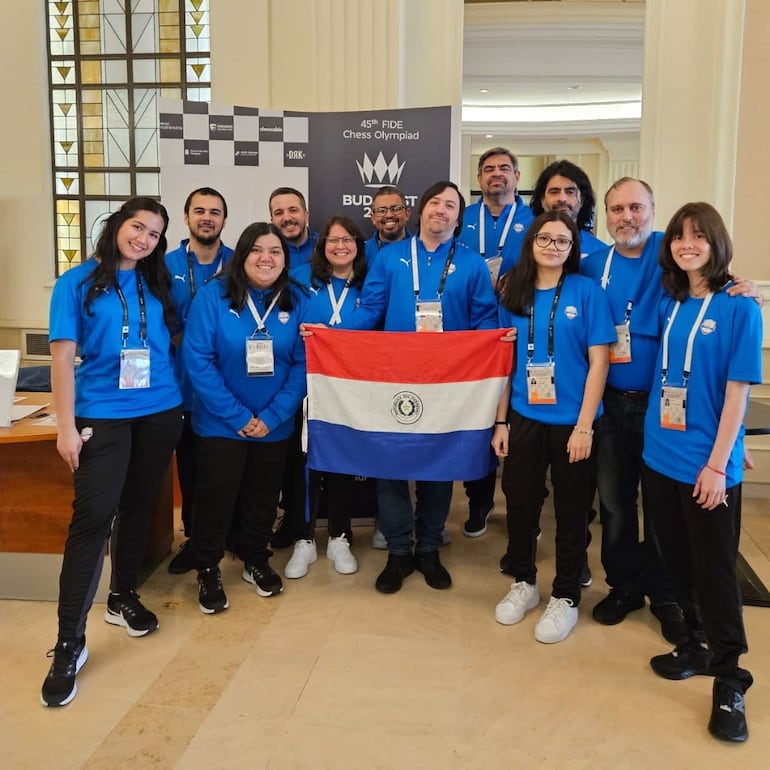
[
  {"x1": 0, "y1": 349, "x2": 22, "y2": 428},
  {"x1": 32, "y1": 414, "x2": 57, "y2": 427}
]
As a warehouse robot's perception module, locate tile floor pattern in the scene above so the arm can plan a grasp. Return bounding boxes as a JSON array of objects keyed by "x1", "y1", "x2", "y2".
[{"x1": 2, "y1": 488, "x2": 769, "y2": 768}]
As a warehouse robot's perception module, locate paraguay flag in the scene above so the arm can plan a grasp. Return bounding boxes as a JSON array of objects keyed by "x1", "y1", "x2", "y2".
[{"x1": 305, "y1": 327, "x2": 513, "y2": 481}]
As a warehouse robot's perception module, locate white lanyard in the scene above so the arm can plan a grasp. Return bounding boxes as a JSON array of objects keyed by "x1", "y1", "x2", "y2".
[
  {"x1": 410, "y1": 237, "x2": 422, "y2": 294},
  {"x1": 600, "y1": 245, "x2": 615, "y2": 289},
  {"x1": 478, "y1": 201, "x2": 516, "y2": 257},
  {"x1": 245, "y1": 290, "x2": 281, "y2": 334},
  {"x1": 661, "y1": 292, "x2": 714, "y2": 384},
  {"x1": 326, "y1": 275, "x2": 352, "y2": 326}
]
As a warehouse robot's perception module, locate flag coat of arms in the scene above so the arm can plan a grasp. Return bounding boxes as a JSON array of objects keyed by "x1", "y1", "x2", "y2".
[{"x1": 305, "y1": 328, "x2": 513, "y2": 481}]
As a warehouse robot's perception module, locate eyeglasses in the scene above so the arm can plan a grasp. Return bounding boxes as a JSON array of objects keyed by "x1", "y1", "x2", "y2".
[
  {"x1": 372, "y1": 204, "x2": 406, "y2": 216},
  {"x1": 326, "y1": 236, "x2": 356, "y2": 245},
  {"x1": 534, "y1": 234, "x2": 573, "y2": 252}
]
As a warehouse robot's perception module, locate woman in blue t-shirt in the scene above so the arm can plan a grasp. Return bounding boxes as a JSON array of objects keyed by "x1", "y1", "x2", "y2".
[
  {"x1": 183, "y1": 222, "x2": 309, "y2": 613},
  {"x1": 491, "y1": 210, "x2": 614, "y2": 645},
  {"x1": 642, "y1": 203, "x2": 763, "y2": 743},
  {"x1": 41, "y1": 198, "x2": 183, "y2": 708}
]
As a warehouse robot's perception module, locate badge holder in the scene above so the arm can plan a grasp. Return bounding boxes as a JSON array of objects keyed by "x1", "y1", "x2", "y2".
[
  {"x1": 526, "y1": 362, "x2": 556, "y2": 404},
  {"x1": 246, "y1": 336, "x2": 275, "y2": 376},
  {"x1": 660, "y1": 385, "x2": 686, "y2": 430},
  {"x1": 609, "y1": 323, "x2": 632, "y2": 364},
  {"x1": 119, "y1": 348, "x2": 151, "y2": 389},
  {"x1": 415, "y1": 300, "x2": 443, "y2": 332}
]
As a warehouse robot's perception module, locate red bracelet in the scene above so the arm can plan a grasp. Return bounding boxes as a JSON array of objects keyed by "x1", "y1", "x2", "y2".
[{"x1": 706, "y1": 465, "x2": 726, "y2": 476}]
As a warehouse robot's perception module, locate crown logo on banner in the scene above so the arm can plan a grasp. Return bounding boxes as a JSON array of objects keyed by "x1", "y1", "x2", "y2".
[{"x1": 356, "y1": 152, "x2": 406, "y2": 188}]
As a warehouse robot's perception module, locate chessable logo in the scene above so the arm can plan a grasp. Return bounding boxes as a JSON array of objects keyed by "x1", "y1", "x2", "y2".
[{"x1": 356, "y1": 152, "x2": 405, "y2": 188}]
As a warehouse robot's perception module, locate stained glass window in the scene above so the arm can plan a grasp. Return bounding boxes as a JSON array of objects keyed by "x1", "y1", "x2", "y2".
[{"x1": 46, "y1": 1, "x2": 211, "y2": 275}]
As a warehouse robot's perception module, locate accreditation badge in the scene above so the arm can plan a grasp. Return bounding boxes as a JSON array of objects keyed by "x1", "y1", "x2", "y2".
[
  {"x1": 119, "y1": 348, "x2": 150, "y2": 389},
  {"x1": 246, "y1": 337, "x2": 275, "y2": 377},
  {"x1": 660, "y1": 386, "x2": 687, "y2": 431},
  {"x1": 415, "y1": 301, "x2": 443, "y2": 332},
  {"x1": 526, "y1": 362, "x2": 556, "y2": 404},
  {"x1": 486, "y1": 255, "x2": 503, "y2": 286},
  {"x1": 609, "y1": 323, "x2": 632, "y2": 364}
]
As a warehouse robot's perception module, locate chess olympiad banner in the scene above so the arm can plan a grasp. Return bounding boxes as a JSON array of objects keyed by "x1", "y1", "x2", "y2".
[{"x1": 159, "y1": 99, "x2": 458, "y2": 247}]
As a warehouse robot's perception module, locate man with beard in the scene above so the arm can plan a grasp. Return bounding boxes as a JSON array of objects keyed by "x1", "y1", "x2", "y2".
[
  {"x1": 531, "y1": 159, "x2": 606, "y2": 259},
  {"x1": 459, "y1": 146, "x2": 534, "y2": 284},
  {"x1": 269, "y1": 187, "x2": 318, "y2": 274},
  {"x1": 165, "y1": 187, "x2": 233, "y2": 573},
  {"x1": 365, "y1": 185, "x2": 412, "y2": 269},
  {"x1": 343, "y1": 181, "x2": 499, "y2": 594},
  {"x1": 459, "y1": 147, "x2": 534, "y2": 538}
]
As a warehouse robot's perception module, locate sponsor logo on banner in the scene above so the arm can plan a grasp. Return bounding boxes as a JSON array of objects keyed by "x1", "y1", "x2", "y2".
[
  {"x1": 160, "y1": 113, "x2": 183, "y2": 138},
  {"x1": 209, "y1": 115, "x2": 234, "y2": 140},
  {"x1": 184, "y1": 140, "x2": 209, "y2": 165},
  {"x1": 259, "y1": 117, "x2": 283, "y2": 141},
  {"x1": 234, "y1": 142, "x2": 259, "y2": 166}
]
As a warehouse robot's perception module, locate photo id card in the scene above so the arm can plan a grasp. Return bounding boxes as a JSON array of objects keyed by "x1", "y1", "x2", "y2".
[
  {"x1": 415, "y1": 301, "x2": 443, "y2": 333},
  {"x1": 486, "y1": 256, "x2": 503, "y2": 286},
  {"x1": 119, "y1": 348, "x2": 150, "y2": 389},
  {"x1": 526, "y1": 362, "x2": 556, "y2": 404},
  {"x1": 246, "y1": 338, "x2": 275, "y2": 377},
  {"x1": 660, "y1": 385, "x2": 687, "y2": 431},
  {"x1": 609, "y1": 323, "x2": 632, "y2": 364}
]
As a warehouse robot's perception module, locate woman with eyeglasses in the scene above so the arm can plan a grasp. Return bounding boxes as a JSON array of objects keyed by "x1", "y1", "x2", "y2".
[
  {"x1": 282, "y1": 216, "x2": 372, "y2": 580},
  {"x1": 642, "y1": 203, "x2": 762, "y2": 743},
  {"x1": 182, "y1": 222, "x2": 310, "y2": 613},
  {"x1": 491, "y1": 210, "x2": 615, "y2": 644}
]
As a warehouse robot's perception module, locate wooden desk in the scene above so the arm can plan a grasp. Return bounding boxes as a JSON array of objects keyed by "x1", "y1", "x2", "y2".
[{"x1": 0, "y1": 393, "x2": 174, "y2": 599}]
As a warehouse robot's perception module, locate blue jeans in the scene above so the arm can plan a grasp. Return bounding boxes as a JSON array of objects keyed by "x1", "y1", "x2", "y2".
[
  {"x1": 596, "y1": 387, "x2": 673, "y2": 605},
  {"x1": 376, "y1": 479, "x2": 453, "y2": 554}
]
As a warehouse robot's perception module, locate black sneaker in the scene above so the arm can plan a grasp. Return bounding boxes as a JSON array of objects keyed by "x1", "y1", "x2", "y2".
[
  {"x1": 104, "y1": 591, "x2": 159, "y2": 637},
  {"x1": 592, "y1": 589, "x2": 645, "y2": 625},
  {"x1": 463, "y1": 505, "x2": 493, "y2": 538},
  {"x1": 242, "y1": 562, "x2": 283, "y2": 597},
  {"x1": 708, "y1": 679, "x2": 748, "y2": 742},
  {"x1": 40, "y1": 638, "x2": 88, "y2": 707},
  {"x1": 168, "y1": 539, "x2": 198, "y2": 575},
  {"x1": 375, "y1": 553, "x2": 415, "y2": 594},
  {"x1": 650, "y1": 643, "x2": 712, "y2": 680},
  {"x1": 270, "y1": 517, "x2": 297, "y2": 550},
  {"x1": 414, "y1": 550, "x2": 452, "y2": 590},
  {"x1": 198, "y1": 566, "x2": 229, "y2": 614},
  {"x1": 650, "y1": 602, "x2": 689, "y2": 645}
]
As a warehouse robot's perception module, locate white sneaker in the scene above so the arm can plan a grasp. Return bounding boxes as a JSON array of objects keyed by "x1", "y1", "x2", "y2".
[
  {"x1": 534, "y1": 596, "x2": 578, "y2": 643},
  {"x1": 495, "y1": 581, "x2": 540, "y2": 625},
  {"x1": 372, "y1": 528, "x2": 387, "y2": 550},
  {"x1": 326, "y1": 535, "x2": 358, "y2": 574},
  {"x1": 284, "y1": 539, "x2": 317, "y2": 579}
]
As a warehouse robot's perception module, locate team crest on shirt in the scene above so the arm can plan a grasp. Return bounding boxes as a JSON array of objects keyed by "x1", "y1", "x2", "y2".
[
  {"x1": 448, "y1": 264, "x2": 457, "y2": 275},
  {"x1": 564, "y1": 305, "x2": 578, "y2": 320},
  {"x1": 700, "y1": 318, "x2": 717, "y2": 335},
  {"x1": 514, "y1": 223, "x2": 524, "y2": 232},
  {"x1": 391, "y1": 391, "x2": 423, "y2": 424},
  {"x1": 278, "y1": 311, "x2": 290, "y2": 324}
]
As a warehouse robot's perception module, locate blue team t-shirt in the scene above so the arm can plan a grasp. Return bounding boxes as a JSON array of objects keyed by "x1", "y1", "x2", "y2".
[
  {"x1": 49, "y1": 258, "x2": 181, "y2": 419},
  {"x1": 643, "y1": 290, "x2": 763, "y2": 487},
  {"x1": 498, "y1": 273, "x2": 615, "y2": 425}
]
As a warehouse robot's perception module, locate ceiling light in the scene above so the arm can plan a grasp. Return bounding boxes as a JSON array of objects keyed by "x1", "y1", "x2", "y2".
[{"x1": 479, "y1": 88, "x2": 489, "y2": 94}]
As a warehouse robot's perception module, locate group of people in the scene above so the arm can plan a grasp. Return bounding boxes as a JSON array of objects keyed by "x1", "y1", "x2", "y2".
[{"x1": 39, "y1": 151, "x2": 763, "y2": 746}]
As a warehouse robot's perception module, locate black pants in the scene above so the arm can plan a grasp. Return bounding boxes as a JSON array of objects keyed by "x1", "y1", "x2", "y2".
[
  {"x1": 643, "y1": 465, "x2": 753, "y2": 693},
  {"x1": 463, "y1": 467, "x2": 497, "y2": 515},
  {"x1": 501, "y1": 410, "x2": 596, "y2": 606},
  {"x1": 175, "y1": 410, "x2": 196, "y2": 536},
  {"x1": 192, "y1": 436, "x2": 289, "y2": 567},
  {"x1": 57, "y1": 406, "x2": 183, "y2": 642},
  {"x1": 278, "y1": 408, "x2": 307, "y2": 537}
]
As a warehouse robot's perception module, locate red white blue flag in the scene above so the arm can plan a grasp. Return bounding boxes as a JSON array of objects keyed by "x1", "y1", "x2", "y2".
[{"x1": 305, "y1": 328, "x2": 512, "y2": 481}]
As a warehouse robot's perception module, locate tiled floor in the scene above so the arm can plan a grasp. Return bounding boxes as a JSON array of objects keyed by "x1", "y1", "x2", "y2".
[{"x1": 3, "y1": 489, "x2": 769, "y2": 769}]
